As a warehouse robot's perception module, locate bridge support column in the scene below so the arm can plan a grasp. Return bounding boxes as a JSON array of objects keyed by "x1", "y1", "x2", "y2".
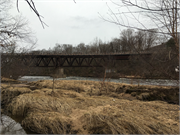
[{"x1": 52, "y1": 68, "x2": 66, "y2": 78}]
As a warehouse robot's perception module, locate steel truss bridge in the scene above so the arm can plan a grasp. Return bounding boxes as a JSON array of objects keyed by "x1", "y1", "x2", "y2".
[{"x1": 1, "y1": 53, "x2": 151, "y2": 67}]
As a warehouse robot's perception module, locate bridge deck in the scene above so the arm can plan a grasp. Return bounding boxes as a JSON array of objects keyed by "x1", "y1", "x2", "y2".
[{"x1": 1, "y1": 53, "x2": 151, "y2": 67}]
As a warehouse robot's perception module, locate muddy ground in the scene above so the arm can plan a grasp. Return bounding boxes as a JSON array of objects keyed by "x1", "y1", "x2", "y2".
[{"x1": 1, "y1": 78, "x2": 179, "y2": 134}]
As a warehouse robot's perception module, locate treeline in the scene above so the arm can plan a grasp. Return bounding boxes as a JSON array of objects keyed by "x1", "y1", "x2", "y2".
[{"x1": 31, "y1": 29, "x2": 159, "y2": 54}]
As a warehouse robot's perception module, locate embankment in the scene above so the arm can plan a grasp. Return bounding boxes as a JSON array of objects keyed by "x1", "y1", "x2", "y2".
[{"x1": 1, "y1": 79, "x2": 179, "y2": 134}]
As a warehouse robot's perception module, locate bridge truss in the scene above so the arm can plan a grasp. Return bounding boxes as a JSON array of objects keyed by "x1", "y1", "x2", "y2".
[{"x1": 1, "y1": 53, "x2": 151, "y2": 67}]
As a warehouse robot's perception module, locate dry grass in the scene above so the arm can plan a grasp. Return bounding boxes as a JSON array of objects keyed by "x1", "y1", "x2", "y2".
[
  {"x1": 1, "y1": 85, "x2": 31, "y2": 109},
  {"x1": 1, "y1": 80, "x2": 179, "y2": 134},
  {"x1": 28, "y1": 79, "x2": 176, "y2": 93},
  {"x1": 7, "y1": 92, "x2": 74, "y2": 117},
  {"x1": 1, "y1": 77, "x2": 21, "y2": 83},
  {"x1": 28, "y1": 80, "x2": 179, "y2": 103},
  {"x1": 21, "y1": 112, "x2": 72, "y2": 134},
  {"x1": 81, "y1": 101, "x2": 179, "y2": 134}
]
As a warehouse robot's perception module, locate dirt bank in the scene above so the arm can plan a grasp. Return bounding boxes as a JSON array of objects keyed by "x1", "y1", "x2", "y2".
[{"x1": 1, "y1": 79, "x2": 179, "y2": 134}]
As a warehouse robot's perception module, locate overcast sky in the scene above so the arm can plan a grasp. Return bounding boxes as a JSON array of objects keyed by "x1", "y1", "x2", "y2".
[{"x1": 10, "y1": 0, "x2": 128, "y2": 50}]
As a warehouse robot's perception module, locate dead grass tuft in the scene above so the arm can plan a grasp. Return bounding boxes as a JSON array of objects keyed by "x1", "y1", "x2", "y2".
[
  {"x1": 7, "y1": 93, "x2": 74, "y2": 117},
  {"x1": 21, "y1": 112, "x2": 73, "y2": 134},
  {"x1": 81, "y1": 101, "x2": 179, "y2": 134},
  {"x1": 1, "y1": 77, "x2": 20, "y2": 83},
  {"x1": 29, "y1": 80, "x2": 85, "y2": 93},
  {"x1": 1, "y1": 87, "x2": 31, "y2": 109}
]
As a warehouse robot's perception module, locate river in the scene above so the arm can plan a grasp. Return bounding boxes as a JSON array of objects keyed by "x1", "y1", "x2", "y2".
[{"x1": 18, "y1": 76, "x2": 179, "y2": 86}]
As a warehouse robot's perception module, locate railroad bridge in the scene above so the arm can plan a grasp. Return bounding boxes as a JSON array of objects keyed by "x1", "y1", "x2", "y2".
[{"x1": 1, "y1": 52, "x2": 151, "y2": 67}]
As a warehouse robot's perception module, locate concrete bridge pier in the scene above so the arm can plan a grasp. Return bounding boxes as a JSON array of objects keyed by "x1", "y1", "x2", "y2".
[{"x1": 51, "y1": 68, "x2": 66, "y2": 78}]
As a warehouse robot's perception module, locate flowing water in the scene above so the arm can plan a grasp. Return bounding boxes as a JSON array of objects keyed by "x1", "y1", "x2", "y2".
[{"x1": 18, "y1": 76, "x2": 179, "y2": 86}]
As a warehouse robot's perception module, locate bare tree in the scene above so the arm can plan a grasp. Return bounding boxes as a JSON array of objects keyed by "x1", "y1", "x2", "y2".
[
  {"x1": 101, "y1": 0, "x2": 179, "y2": 56},
  {"x1": 16, "y1": 0, "x2": 47, "y2": 28},
  {"x1": 98, "y1": 0, "x2": 179, "y2": 80},
  {"x1": 0, "y1": 0, "x2": 37, "y2": 52},
  {"x1": 1, "y1": 0, "x2": 37, "y2": 79},
  {"x1": 16, "y1": 0, "x2": 76, "y2": 28}
]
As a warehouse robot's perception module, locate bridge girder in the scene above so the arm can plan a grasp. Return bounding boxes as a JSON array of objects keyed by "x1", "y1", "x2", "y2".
[{"x1": 1, "y1": 53, "x2": 151, "y2": 67}]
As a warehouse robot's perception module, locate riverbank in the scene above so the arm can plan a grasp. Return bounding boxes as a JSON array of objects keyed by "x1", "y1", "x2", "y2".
[
  {"x1": 27, "y1": 70, "x2": 178, "y2": 80},
  {"x1": 1, "y1": 76, "x2": 27, "y2": 83},
  {"x1": 66, "y1": 73, "x2": 178, "y2": 80},
  {"x1": 1, "y1": 78, "x2": 179, "y2": 134}
]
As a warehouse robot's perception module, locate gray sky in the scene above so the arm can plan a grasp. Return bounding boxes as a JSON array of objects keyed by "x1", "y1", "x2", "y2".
[{"x1": 10, "y1": 0, "x2": 124, "y2": 50}]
